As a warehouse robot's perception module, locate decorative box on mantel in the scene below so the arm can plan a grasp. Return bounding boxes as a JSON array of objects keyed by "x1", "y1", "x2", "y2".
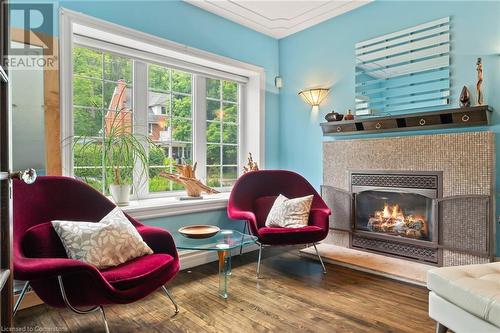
[{"x1": 321, "y1": 105, "x2": 492, "y2": 135}]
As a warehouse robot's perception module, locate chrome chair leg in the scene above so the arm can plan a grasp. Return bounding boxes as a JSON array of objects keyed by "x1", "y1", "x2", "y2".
[
  {"x1": 436, "y1": 322, "x2": 448, "y2": 333},
  {"x1": 58, "y1": 276, "x2": 109, "y2": 332},
  {"x1": 256, "y1": 243, "x2": 263, "y2": 278},
  {"x1": 99, "y1": 306, "x2": 110, "y2": 333},
  {"x1": 58, "y1": 276, "x2": 100, "y2": 314},
  {"x1": 313, "y1": 243, "x2": 327, "y2": 274},
  {"x1": 239, "y1": 222, "x2": 248, "y2": 255},
  {"x1": 161, "y1": 286, "x2": 179, "y2": 314},
  {"x1": 13, "y1": 281, "x2": 30, "y2": 317}
]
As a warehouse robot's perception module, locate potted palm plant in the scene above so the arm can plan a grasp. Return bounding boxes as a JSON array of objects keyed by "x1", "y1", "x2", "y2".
[
  {"x1": 105, "y1": 113, "x2": 150, "y2": 205},
  {"x1": 75, "y1": 87, "x2": 152, "y2": 206}
]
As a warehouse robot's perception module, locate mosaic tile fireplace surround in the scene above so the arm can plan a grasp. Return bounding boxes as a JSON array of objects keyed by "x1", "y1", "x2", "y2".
[{"x1": 322, "y1": 131, "x2": 495, "y2": 266}]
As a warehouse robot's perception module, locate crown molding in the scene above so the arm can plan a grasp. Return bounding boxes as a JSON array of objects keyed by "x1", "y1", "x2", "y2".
[{"x1": 185, "y1": 0, "x2": 372, "y2": 39}]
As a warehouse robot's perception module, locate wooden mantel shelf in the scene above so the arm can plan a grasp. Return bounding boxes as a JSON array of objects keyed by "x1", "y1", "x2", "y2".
[{"x1": 320, "y1": 105, "x2": 493, "y2": 136}]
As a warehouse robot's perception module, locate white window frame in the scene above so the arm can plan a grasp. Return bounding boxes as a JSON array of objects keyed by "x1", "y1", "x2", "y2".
[{"x1": 60, "y1": 8, "x2": 265, "y2": 200}]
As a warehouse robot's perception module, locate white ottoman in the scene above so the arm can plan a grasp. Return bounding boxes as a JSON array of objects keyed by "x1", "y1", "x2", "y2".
[{"x1": 427, "y1": 262, "x2": 500, "y2": 333}]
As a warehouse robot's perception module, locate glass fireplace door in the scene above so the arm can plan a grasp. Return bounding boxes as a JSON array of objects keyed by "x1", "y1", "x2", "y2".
[{"x1": 355, "y1": 190, "x2": 434, "y2": 241}]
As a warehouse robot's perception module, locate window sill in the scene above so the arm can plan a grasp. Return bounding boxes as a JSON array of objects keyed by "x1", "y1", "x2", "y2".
[{"x1": 121, "y1": 193, "x2": 230, "y2": 220}]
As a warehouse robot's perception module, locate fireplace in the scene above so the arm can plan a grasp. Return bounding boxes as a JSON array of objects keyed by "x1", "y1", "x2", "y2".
[
  {"x1": 317, "y1": 171, "x2": 447, "y2": 264},
  {"x1": 322, "y1": 132, "x2": 494, "y2": 267},
  {"x1": 322, "y1": 169, "x2": 493, "y2": 267},
  {"x1": 352, "y1": 172, "x2": 440, "y2": 244},
  {"x1": 348, "y1": 172, "x2": 441, "y2": 264}
]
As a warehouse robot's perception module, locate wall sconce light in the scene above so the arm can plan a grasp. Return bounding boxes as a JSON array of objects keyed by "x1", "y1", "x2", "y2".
[{"x1": 298, "y1": 88, "x2": 329, "y2": 111}]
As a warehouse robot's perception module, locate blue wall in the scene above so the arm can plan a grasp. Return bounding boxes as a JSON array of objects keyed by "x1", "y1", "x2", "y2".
[{"x1": 278, "y1": 0, "x2": 500, "y2": 252}]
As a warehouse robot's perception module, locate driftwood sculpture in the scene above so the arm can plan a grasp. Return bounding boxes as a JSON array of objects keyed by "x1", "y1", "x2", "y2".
[
  {"x1": 160, "y1": 162, "x2": 219, "y2": 197},
  {"x1": 243, "y1": 153, "x2": 259, "y2": 173}
]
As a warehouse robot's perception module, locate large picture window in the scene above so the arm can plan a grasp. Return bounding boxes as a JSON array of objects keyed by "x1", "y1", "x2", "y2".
[{"x1": 72, "y1": 45, "x2": 240, "y2": 198}]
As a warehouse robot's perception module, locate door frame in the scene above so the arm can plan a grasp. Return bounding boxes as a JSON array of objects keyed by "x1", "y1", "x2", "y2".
[{"x1": 0, "y1": 0, "x2": 14, "y2": 327}]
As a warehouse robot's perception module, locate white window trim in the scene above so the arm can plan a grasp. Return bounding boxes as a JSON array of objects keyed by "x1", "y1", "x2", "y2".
[{"x1": 60, "y1": 8, "x2": 265, "y2": 212}]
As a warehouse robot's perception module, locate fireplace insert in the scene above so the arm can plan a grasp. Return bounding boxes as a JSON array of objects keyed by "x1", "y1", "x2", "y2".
[
  {"x1": 350, "y1": 171, "x2": 441, "y2": 263},
  {"x1": 321, "y1": 169, "x2": 493, "y2": 266},
  {"x1": 355, "y1": 190, "x2": 434, "y2": 241}
]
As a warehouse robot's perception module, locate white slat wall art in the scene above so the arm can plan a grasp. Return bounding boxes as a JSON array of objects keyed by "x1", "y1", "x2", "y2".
[{"x1": 355, "y1": 17, "x2": 450, "y2": 115}]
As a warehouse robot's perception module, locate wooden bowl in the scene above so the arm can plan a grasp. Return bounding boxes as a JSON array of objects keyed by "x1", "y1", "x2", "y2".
[{"x1": 178, "y1": 225, "x2": 220, "y2": 239}]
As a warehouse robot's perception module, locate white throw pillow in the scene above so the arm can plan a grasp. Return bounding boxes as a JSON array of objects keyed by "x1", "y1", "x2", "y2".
[
  {"x1": 52, "y1": 207, "x2": 153, "y2": 269},
  {"x1": 265, "y1": 194, "x2": 313, "y2": 228}
]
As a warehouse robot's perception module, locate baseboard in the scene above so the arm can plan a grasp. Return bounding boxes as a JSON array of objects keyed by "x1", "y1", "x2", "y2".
[{"x1": 14, "y1": 245, "x2": 259, "y2": 311}]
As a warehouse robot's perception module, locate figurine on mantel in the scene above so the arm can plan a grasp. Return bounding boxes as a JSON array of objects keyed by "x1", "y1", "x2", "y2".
[
  {"x1": 476, "y1": 57, "x2": 484, "y2": 105},
  {"x1": 459, "y1": 86, "x2": 471, "y2": 108}
]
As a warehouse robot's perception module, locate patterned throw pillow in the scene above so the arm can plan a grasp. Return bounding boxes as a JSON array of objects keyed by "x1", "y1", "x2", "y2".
[
  {"x1": 265, "y1": 194, "x2": 314, "y2": 228},
  {"x1": 52, "y1": 207, "x2": 153, "y2": 269}
]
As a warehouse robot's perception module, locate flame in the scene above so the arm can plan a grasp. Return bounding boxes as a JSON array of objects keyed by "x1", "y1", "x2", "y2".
[
  {"x1": 382, "y1": 204, "x2": 390, "y2": 218},
  {"x1": 381, "y1": 203, "x2": 404, "y2": 219},
  {"x1": 369, "y1": 203, "x2": 428, "y2": 239}
]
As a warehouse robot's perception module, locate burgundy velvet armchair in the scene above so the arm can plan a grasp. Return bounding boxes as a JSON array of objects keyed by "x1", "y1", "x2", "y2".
[
  {"x1": 227, "y1": 170, "x2": 331, "y2": 277},
  {"x1": 13, "y1": 176, "x2": 180, "y2": 332}
]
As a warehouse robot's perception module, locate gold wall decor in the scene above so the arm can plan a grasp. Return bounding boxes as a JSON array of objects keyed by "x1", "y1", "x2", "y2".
[{"x1": 243, "y1": 153, "x2": 259, "y2": 173}]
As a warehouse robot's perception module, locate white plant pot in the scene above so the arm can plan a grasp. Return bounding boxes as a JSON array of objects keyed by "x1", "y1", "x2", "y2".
[{"x1": 109, "y1": 184, "x2": 131, "y2": 206}]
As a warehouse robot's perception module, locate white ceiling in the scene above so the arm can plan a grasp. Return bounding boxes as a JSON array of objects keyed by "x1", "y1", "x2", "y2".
[{"x1": 184, "y1": 0, "x2": 372, "y2": 39}]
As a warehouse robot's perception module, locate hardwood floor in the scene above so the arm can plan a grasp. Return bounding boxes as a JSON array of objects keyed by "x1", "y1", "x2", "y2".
[{"x1": 14, "y1": 248, "x2": 435, "y2": 332}]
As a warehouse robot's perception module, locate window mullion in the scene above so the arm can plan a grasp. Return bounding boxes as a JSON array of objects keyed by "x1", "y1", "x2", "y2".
[
  {"x1": 101, "y1": 53, "x2": 106, "y2": 194},
  {"x1": 169, "y1": 70, "x2": 173, "y2": 191},
  {"x1": 219, "y1": 81, "x2": 223, "y2": 189},
  {"x1": 132, "y1": 60, "x2": 149, "y2": 199},
  {"x1": 238, "y1": 83, "x2": 245, "y2": 170},
  {"x1": 194, "y1": 75, "x2": 207, "y2": 184}
]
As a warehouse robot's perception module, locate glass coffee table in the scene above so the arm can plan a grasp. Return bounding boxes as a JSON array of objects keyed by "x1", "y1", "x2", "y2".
[{"x1": 174, "y1": 229, "x2": 257, "y2": 299}]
